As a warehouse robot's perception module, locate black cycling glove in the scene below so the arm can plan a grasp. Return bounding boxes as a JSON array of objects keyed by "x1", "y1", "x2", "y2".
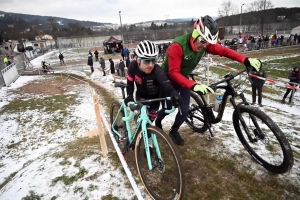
[
  {"x1": 124, "y1": 96, "x2": 134, "y2": 106},
  {"x1": 170, "y1": 90, "x2": 182, "y2": 107}
]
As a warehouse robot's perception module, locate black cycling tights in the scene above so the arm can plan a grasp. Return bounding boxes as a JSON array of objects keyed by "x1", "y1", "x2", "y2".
[{"x1": 156, "y1": 85, "x2": 190, "y2": 130}]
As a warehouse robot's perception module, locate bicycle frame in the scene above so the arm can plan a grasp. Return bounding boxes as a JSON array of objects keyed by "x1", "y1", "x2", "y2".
[
  {"x1": 191, "y1": 69, "x2": 260, "y2": 140},
  {"x1": 112, "y1": 95, "x2": 174, "y2": 170}
]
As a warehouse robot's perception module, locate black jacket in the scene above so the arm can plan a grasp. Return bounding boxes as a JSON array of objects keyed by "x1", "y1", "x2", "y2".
[
  {"x1": 288, "y1": 66, "x2": 300, "y2": 83},
  {"x1": 126, "y1": 60, "x2": 175, "y2": 99},
  {"x1": 250, "y1": 68, "x2": 266, "y2": 87}
]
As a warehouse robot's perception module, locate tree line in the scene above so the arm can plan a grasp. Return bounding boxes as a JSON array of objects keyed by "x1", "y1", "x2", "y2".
[{"x1": 0, "y1": 0, "x2": 299, "y2": 45}]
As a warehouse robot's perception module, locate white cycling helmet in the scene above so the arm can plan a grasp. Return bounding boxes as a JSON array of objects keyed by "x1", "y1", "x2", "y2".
[
  {"x1": 194, "y1": 15, "x2": 219, "y2": 44},
  {"x1": 135, "y1": 40, "x2": 158, "y2": 59}
]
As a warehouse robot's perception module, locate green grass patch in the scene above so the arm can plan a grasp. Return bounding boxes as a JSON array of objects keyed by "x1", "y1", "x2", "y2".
[
  {"x1": 0, "y1": 94, "x2": 78, "y2": 114},
  {"x1": 51, "y1": 167, "x2": 88, "y2": 186},
  {"x1": 21, "y1": 190, "x2": 42, "y2": 200},
  {"x1": 0, "y1": 172, "x2": 18, "y2": 190}
]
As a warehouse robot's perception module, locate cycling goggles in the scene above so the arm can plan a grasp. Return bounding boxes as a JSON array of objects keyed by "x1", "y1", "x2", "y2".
[
  {"x1": 139, "y1": 58, "x2": 158, "y2": 65},
  {"x1": 193, "y1": 31, "x2": 208, "y2": 44},
  {"x1": 198, "y1": 37, "x2": 208, "y2": 44}
]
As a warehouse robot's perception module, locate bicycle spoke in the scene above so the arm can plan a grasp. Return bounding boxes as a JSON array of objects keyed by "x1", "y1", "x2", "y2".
[
  {"x1": 135, "y1": 127, "x2": 185, "y2": 200},
  {"x1": 233, "y1": 105, "x2": 293, "y2": 173}
]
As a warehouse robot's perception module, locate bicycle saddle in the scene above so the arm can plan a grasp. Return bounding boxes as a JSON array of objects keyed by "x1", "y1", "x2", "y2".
[
  {"x1": 114, "y1": 82, "x2": 127, "y2": 88},
  {"x1": 189, "y1": 72, "x2": 199, "y2": 77}
]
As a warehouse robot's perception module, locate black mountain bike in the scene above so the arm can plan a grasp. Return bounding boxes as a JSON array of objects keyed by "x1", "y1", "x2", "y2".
[{"x1": 185, "y1": 68, "x2": 294, "y2": 174}]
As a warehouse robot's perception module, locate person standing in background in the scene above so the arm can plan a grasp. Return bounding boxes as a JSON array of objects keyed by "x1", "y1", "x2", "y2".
[
  {"x1": 282, "y1": 66, "x2": 300, "y2": 104},
  {"x1": 125, "y1": 56, "x2": 130, "y2": 68},
  {"x1": 59, "y1": 53, "x2": 65, "y2": 65},
  {"x1": 87, "y1": 54, "x2": 94, "y2": 73},
  {"x1": 250, "y1": 66, "x2": 266, "y2": 107},
  {"x1": 119, "y1": 59, "x2": 126, "y2": 79},
  {"x1": 99, "y1": 57, "x2": 106, "y2": 76},
  {"x1": 94, "y1": 50, "x2": 99, "y2": 61},
  {"x1": 109, "y1": 58, "x2": 116, "y2": 83}
]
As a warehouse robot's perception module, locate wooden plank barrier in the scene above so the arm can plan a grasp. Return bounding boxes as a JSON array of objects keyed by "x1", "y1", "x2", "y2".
[{"x1": 93, "y1": 94, "x2": 108, "y2": 157}]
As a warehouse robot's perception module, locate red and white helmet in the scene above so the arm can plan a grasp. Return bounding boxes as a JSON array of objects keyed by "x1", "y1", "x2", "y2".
[{"x1": 194, "y1": 15, "x2": 219, "y2": 44}]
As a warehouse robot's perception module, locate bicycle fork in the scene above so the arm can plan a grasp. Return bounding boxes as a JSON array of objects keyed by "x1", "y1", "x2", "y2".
[{"x1": 141, "y1": 115, "x2": 163, "y2": 171}]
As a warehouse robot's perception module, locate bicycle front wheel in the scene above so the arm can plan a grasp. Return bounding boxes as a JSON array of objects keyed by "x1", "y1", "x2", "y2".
[
  {"x1": 233, "y1": 105, "x2": 294, "y2": 174},
  {"x1": 135, "y1": 126, "x2": 185, "y2": 200},
  {"x1": 185, "y1": 91, "x2": 208, "y2": 133},
  {"x1": 110, "y1": 101, "x2": 127, "y2": 153}
]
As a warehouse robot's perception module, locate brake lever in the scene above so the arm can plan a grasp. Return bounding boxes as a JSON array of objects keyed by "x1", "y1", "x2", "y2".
[{"x1": 210, "y1": 84, "x2": 217, "y2": 92}]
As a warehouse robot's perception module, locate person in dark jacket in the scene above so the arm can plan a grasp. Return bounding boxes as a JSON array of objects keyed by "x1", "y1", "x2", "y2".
[
  {"x1": 94, "y1": 50, "x2": 99, "y2": 61},
  {"x1": 109, "y1": 58, "x2": 116, "y2": 83},
  {"x1": 59, "y1": 53, "x2": 65, "y2": 65},
  {"x1": 282, "y1": 66, "x2": 300, "y2": 103},
  {"x1": 125, "y1": 40, "x2": 181, "y2": 122},
  {"x1": 87, "y1": 55, "x2": 94, "y2": 73},
  {"x1": 99, "y1": 57, "x2": 106, "y2": 76},
  {"x1": 250, "y1": 67, "x2": 266, "y2": 106},
  {"x1": 119, "y1": 59, "x2": 126, "y2": 79},
  {"x1": 125, "y1": 56, "x2": 130, "y2": 68}
]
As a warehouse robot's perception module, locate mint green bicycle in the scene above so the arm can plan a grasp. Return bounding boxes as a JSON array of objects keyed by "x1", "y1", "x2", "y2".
[{"x1": 110, "y1": 82, "x2": 185, "y2": 200}]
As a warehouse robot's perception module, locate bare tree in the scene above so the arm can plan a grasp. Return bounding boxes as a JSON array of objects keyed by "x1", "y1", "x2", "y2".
[
  {"x1": 245, "y1": 0, "x2": 274, "y2": 12},
  {"x1": 217, "y1": 0, "x2": 239, "y2": 33},
  {"x1": 244, "y1": 0, "x2": 274, "y2": 36},
  {"x1": 217, "y1": 0, "x2": 239, "y2": 17}
]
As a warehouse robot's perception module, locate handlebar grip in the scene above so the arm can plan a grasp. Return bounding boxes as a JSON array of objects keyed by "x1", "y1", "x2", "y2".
[{"x1": 165, "y1": 106, "x2": 176, "y2": 114}]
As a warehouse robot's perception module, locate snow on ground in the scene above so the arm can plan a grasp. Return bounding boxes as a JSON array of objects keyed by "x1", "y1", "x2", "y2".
[
  {"x1": 0, "y1": 49, "x2": 299, "y2": 199},
  {"x1": 0, "y1": 72, "x2": 146, "y2": 199}
]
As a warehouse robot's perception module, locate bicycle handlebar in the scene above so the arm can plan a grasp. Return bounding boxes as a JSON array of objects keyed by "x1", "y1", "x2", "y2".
[
  {"x1": 122, "y1": 97, "x2": 176, "y2": 122},
  {"x1": 208, "y1": 68, "x2": 248, "y2": 91}
]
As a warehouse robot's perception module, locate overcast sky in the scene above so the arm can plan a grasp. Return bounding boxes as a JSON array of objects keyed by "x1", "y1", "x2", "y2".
[{"x1": 0, "y1": 0, "x2": 299, "y2": 24}]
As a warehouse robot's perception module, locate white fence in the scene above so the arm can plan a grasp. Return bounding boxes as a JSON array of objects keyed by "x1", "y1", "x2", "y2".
[{"x1": 1, "y1": 62, "x2": 19, "y2": 86}]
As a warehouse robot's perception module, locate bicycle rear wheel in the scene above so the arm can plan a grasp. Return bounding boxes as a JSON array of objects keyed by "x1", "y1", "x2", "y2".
[
  {"x1": 185, "y1": 91, "x2": 208, "y2": 133},
  {"x1": 233, "y1": 105, "x2": 294, "y2": 174},
  {"x1": 110, "y1": 101, "x2": 127, "y2": 153},
  {"x1": 135, "y1": 126, "x2": 185, "y2": 200}
]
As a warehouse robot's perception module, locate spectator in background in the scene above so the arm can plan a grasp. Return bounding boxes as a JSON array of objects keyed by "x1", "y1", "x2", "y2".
[
  {"x1": 119, "y1": 59, "x2": 126, "y2": 79},
  {"x1": 250, "y1": 66, "x2": 266, "y2": 107},
  {"x1": 3, "y1": 55, "x2": 9, "y2": 66},
  {"x1": 293, "y1": 33, "x2": 298, "y2": 44},
  {"x1": 265, "y1": 33, "x2": 270, "y2": 48},
  {"x1": 121, "y1": 48, "x2": 125, "y2": 60},
  {"x1": 87, "y1": 54, "x2": 94, "y2": 73},
  {"x1": 125, "y1": 56, "x2": 130, "y2": 68},
  {"x1": 123, "y1": 48, "x2": 129, "y2": 59},
  {"x1": 115, "y1": 61, "x2": 120, "y2": 77},
  {"x1": 59, "y1": 53, "x2": 65, "y2": 65},
  {"x1": 282, "y1": 66, "x2": 300, "y2": 104},
  {"x1": 99, "y1": 57, "x2": 106, "y2": 76},
  {"x1": 94, "y1": 50, "x2": 99, "y2": 61},
  {"x1": 158, "y1": 44, "x2": 162, "y2": 54},
  {"x1": 130, "y1": 53, "x2": 136, "y2": 61},
  {"x1": 258, "y1": 36, "x2": 262, "y2": 49},
  {"x1": 109, "y1": 58, "x2": 116, "y2": 83},
  {"x1": 88, "y1": 50, "x2": 93, "y2": 57}
]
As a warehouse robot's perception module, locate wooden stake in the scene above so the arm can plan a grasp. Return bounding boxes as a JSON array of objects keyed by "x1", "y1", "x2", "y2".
[{"x1": 93, "y1": 94, "x2": 108, "y2": 156}]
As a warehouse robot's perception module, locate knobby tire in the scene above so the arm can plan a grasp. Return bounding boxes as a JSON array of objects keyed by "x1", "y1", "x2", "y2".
[
  {"x1": 110, "y1": 101, "x2": 127, "y2": 153},
  {"x1": 233, "y1": 105, "x2": 294, "y2": 174},
  {"x1": 135, "y1": 126, "x2": 185, "y2": 200},
  {"x1": 185, "y1": 91, "x2": 208, "y2": 133}
]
